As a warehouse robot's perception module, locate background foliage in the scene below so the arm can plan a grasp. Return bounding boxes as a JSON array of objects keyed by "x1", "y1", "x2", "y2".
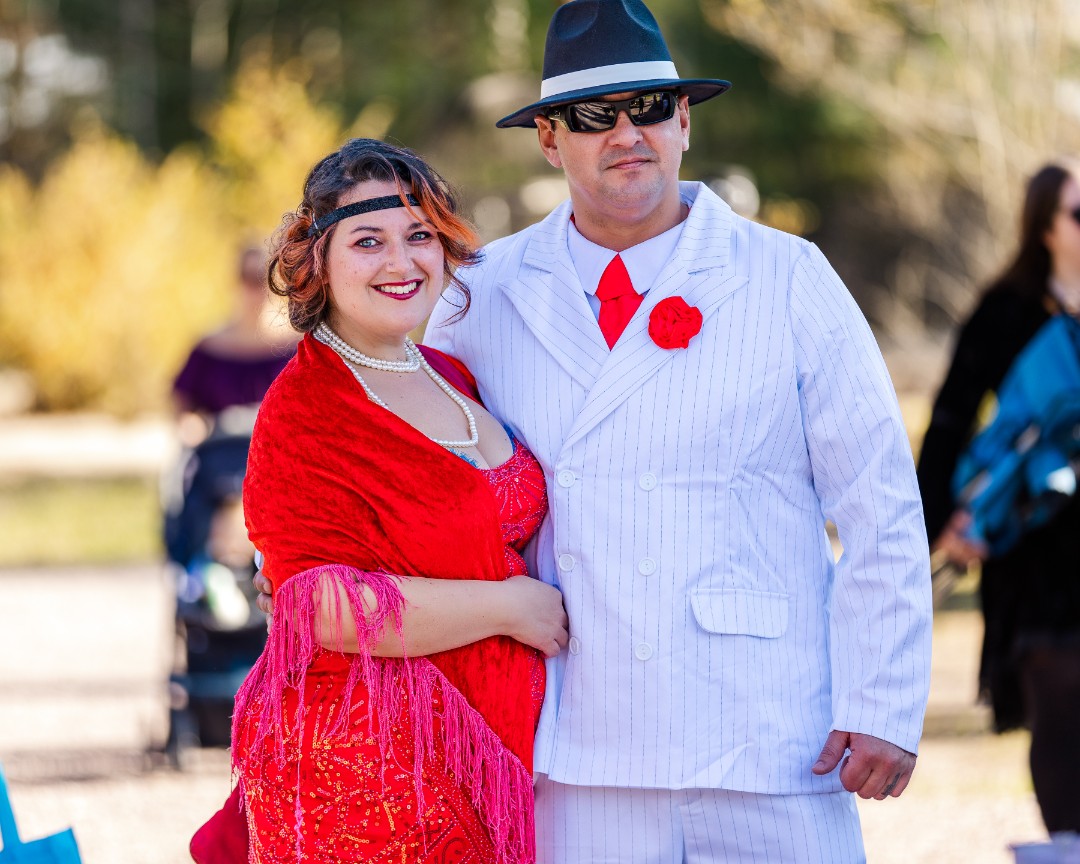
[{"x1": 0, "y1": 0, "x2": 1078, "y2": 412}]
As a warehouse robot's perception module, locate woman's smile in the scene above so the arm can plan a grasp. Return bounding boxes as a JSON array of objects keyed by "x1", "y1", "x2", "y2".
[{"x1": 372, "y1": 279, "x2": 423, "y2": 299}]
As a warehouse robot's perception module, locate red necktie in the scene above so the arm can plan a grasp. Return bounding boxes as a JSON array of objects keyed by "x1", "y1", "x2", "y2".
[{"x1": 596, "y1": 254, "x2": 643, "y2": 348}]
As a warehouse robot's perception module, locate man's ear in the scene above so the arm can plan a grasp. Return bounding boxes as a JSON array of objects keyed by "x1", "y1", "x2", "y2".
[{"x1": 535, "y1": 116, "x2": 563, "y2": 169}]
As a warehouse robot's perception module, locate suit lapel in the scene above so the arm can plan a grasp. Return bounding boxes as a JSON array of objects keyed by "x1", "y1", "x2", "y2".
[
  {"x1": 561, "y1": 185, "x2": 746, "y2": 450},
  {"x1": 497, "y1": 203, "x2": 609, "y2": 389}
]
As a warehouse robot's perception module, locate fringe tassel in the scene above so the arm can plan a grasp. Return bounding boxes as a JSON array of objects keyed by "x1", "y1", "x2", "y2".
[{"x1": 232, "y1": 564, "x2": 535, "y2": 864}]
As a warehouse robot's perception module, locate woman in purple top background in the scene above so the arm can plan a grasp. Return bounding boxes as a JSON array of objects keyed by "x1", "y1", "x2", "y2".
[{"x1": 172, "y1": 246, "x2": 298, "y2": 432}]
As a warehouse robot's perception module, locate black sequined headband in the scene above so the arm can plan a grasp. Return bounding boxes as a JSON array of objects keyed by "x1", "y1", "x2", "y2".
[{"x1": 307, "y1": 194, "x2": 421, "y2": 238}]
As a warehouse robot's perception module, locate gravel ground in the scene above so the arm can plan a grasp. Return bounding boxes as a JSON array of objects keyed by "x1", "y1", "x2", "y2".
[{"x1": 0, "y1": 564, "x2": 1050, "y2": 863}]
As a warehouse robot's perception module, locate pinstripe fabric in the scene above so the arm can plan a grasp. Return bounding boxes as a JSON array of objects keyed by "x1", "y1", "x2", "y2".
[
  {"x1": 424, "y1": 181, "x2": 932, "y2": 794},
  {"x1": 534, "y1": 776, "x2": 865, "y2": 863}
]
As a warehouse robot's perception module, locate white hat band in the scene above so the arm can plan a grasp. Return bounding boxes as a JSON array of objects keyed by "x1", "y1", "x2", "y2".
[{"x1": 539, "y1": 60, "x2": 680, "y2": 100}]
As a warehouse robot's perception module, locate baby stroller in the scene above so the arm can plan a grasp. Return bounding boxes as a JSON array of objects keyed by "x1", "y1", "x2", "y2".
[{"x1": 162, "y1": 406, "x2": 266, "y2": 765}]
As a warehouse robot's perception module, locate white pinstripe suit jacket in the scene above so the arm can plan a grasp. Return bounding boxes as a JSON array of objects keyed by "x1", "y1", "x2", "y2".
[{"x1": 425, "y1": 181, "x2": 932, "y2": 794}]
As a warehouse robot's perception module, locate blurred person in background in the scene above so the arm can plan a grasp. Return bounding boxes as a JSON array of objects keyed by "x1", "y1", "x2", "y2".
[
  {"x1": 917, "y1": 159, "x2": 1080, "y2": 836},
  {"x1": 193, "y1": 138, "x2": 567, "y2": 864},
  {"x1": 171, "y1": 245, "x2": 298, "y2": 445},
  {"x1": 165, "y1": 245, "x2": 296, "y2": 559},
  {"x1": 163, "y1": 246, "x2": 299, "y2": 754}
]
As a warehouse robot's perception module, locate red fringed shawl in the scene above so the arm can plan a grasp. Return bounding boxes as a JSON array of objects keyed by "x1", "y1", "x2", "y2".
[{"x1": 232, "y1": 334, "x2": 540, "y2": 863}]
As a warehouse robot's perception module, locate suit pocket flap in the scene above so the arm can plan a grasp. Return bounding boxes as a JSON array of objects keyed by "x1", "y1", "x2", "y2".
[{"x1": 690, "y1": 588, "x2": 789, "y2": 638}]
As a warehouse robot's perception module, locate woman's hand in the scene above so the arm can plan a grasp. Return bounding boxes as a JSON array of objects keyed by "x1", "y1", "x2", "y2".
[
  {"x1": 499, "y1": 576, "x2": 569, "y2": 658},
  {"x1": 932, "y1": 510, "x2": 988, "y2": 566}
]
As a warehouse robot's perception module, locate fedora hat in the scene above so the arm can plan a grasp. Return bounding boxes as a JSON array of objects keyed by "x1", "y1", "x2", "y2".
[{"x1": 496, "y1": 0, "x2": 731, "y2": 129}]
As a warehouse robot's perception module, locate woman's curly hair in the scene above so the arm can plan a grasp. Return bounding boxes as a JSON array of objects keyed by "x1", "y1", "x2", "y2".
[{"x1": 268, "y1": 138, "x2": 482, "y2": 332}]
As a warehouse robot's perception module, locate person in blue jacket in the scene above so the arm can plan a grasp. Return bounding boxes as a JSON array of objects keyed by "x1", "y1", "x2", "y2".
[
  {"x1": 918, "y1": 159, "x2": 1080, "y2": 836},
  {"x1": 953, "y1": 312, "x2": 1080, "y2": 555}
]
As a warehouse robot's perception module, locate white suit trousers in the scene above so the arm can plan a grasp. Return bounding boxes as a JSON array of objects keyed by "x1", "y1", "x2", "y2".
[{"x1": 534, "y1": 776, "x2": 865, "y2": 864}]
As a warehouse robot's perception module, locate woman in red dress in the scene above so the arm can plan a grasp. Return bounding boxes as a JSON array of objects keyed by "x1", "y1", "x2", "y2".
[{"x1": 219, "y1": 139, "x2": 566, "y2": 863}]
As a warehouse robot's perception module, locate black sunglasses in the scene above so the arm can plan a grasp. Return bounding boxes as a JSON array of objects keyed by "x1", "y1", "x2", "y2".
[
  {"x1": 1065, "y1": 206, "x2": 1080, "y2": 226},
  {"x1": 545, "y1": 91, "x2": 678, "y2": 133}
]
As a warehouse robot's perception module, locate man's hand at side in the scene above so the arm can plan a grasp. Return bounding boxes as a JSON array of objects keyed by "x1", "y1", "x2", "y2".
[{"x1": 812, "y1": 730, "x2": 916, "y2": 800}]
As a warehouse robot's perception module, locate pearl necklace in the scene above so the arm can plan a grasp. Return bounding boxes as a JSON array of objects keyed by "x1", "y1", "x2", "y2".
[
  {"x1": 314, "y1": 321, "x2": 420, "y2": 372},
  {"x1": 314, "y1": 324, "x2": 479, "y2": 451}
]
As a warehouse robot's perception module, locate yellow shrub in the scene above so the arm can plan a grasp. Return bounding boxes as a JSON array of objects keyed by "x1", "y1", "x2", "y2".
[
  {"x1": 206, "y1": 57, "x2": 348, "y2": 237},
  {"x1": 0, "y1": 122, "x2": 232, "y2": 414},
  {"x1": 0, "y1": 58, "x2": 356, "y2": 415}
]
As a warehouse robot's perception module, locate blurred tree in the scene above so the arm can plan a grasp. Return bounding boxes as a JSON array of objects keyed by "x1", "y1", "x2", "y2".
[
  {"x1": 0, "y1": 0, "x2": 873, "y2": 243},
  {"x1": 48, "y1": 0, "x2": 512, "y2": 157},
  {"x1": 8, "y1": 0, "x2": 1068, "y2": 412},
  {"x1": 0, "y1": 0, "x2": 110, "y2": 175},
  {"x1": 203, "y1": 53, "x2": 350, "y2": 237},
  {"x1": 0, "y1": 117, "x2": 233, "y2": 413},
  {"x1": 36, "y1": 1, "x2": 873, "y2": 214},
  {"x1": 0, "y1": 51, "x2": 411, "y2": 414},
  {"x1": 703, "y1": 0, "x2": 1080, "y2": 342}
]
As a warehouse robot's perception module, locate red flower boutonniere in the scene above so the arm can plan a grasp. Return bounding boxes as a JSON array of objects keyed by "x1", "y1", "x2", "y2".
[{"x1": 648, "y1": 297, "x2": 703, "y2": 349}]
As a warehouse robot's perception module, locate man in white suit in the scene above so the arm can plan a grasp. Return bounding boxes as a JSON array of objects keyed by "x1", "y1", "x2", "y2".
[{"x1": 423, "y1": 0, "x2": 933, "y2": 860}]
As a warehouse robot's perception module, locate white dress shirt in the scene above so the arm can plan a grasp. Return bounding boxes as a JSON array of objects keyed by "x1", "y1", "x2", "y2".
[{"x1": 567, "y1": 205, "x2": 688, "y2": 320}]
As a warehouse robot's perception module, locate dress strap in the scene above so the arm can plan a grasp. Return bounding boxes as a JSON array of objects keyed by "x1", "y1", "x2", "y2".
[{"x1": 417, "y1": 345, "x2": 483, "y2": 404}]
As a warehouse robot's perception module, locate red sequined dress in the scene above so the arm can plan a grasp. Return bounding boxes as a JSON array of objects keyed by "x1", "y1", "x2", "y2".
[{"x1": 231, "y1": 337, "x2": 548, "y2": 864}]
